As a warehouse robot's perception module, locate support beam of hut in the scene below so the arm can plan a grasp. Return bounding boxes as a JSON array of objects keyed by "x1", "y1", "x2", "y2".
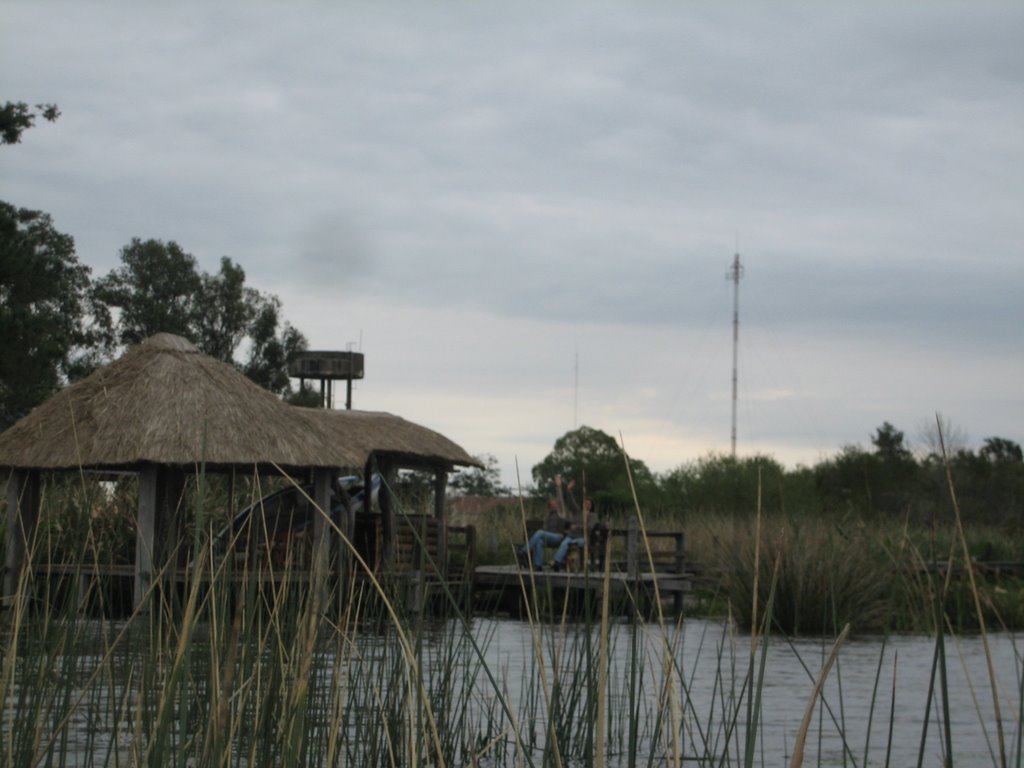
[
  {"x1": 311, "y1": 468, "x2": 332, "y2": 575},
  {"x1": 308, "y1": 467, "x2": 332, "y2": 611},
  {"x1": 3, "y1": 469, "x2": 39, "y2": 606},
  {"x1": 433, "y1": 468, "x2": 448, "y2": 574},
  {"x1": 135, "y1": 466, "x2": 158, "y2": 610},
  {"x1": 163, "y1": 468, "x2": 186, "y2": 568},
  {"x1": 378, "y1": 457, "x2": 395, "y2": 568}
]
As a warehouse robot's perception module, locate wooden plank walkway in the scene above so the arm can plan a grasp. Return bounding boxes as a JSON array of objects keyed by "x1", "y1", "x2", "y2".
[{"x1": 473, "y1": 564, "x2": 691, "y2": 617}]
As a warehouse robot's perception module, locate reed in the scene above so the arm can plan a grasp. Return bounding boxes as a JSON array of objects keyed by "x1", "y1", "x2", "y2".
[{"x1": 2, "y1": 466, "x2": 1022, "y2": 767}]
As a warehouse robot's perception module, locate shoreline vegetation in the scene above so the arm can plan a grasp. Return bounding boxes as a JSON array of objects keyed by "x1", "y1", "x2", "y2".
[{"x1": 2, "y1": 451, "x2": 1022, "y2": 766}]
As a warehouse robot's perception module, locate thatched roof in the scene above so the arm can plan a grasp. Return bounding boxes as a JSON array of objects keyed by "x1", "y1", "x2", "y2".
[
  {"x1": 0, "y1": 334, "x2": 477, "y2": 473},
  {"x1": 295, "y1": 408, "x2": 480, "y2": 471}
]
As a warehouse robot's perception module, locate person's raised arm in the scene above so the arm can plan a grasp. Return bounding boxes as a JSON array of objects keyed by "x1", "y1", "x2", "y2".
[
  {"x1": 562, "y1": 478, "x2": 581, "y2": 515},
  {"x1": 554, "y1": 474, "x2": 567, "y2": 517}
]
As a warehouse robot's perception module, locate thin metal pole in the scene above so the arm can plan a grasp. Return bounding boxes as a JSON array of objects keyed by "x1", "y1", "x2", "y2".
[
  {"x1": 727, "y1": 253, "x2": 744, "y2": 457},
  {"x1": 573, "y1": 349, "x2": 579, "y2": 428}
]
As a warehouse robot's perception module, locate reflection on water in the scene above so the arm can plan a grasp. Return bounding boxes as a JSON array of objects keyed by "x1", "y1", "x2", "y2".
[{"x1": 3, "y1": 616, "x2": 1022, "y2": 766}]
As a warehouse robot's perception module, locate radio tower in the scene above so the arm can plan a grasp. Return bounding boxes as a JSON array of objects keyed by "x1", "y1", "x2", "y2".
[{"x1": 727, "y1": 253, "x2": 744, "y2": 457}]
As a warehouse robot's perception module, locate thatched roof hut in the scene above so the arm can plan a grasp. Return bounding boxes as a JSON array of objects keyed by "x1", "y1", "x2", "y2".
[
  {"x1": 0, "y1": 333, "x2": 478, "y2": 474},
  {"x1": 0, "y1": 333, "x2": 361, "y2": 472},
  {"x1": 294, "y1": 407, "x2": 478, "y2": 472},
  {"x1": 1, "y1": 333, "x2": 479, "y2": 609}
]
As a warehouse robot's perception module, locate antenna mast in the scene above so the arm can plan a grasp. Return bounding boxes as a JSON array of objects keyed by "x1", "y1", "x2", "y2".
[
  {"x1": 573, "y1": 349, "x2": 579, "y2": 428},
  {"x1": 727, "y1": 253, "x2": 744, "y2": 457}
]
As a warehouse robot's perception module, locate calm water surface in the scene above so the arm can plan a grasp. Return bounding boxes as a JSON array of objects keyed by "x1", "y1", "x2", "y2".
[
  {"x1": 470, "y1": 617, "x2": 1022, "y2": 767},
  {"x1": 7, "y1": 616, "x2": 1022, "y2": 767}
]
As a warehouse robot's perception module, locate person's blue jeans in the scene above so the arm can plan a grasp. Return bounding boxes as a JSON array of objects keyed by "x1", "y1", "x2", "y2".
[
  {"x1": 521, "y1": 529, "x2": 563, "y2": 567},
  {"x1": 553, "y1": 535, "x2": 585, "y2": 565}
]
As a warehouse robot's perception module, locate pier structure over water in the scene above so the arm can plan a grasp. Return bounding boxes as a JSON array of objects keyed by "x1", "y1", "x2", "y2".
[{"x1": 0, "y1": 333, "x2": 478, "y2": 614}]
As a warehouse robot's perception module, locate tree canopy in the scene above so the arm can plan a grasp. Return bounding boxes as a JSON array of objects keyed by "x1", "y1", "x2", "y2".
[
  {"x1": 0, "y1": 202, "x2": 95, "y2": 428},
  {"x1": 450, "y1": 454, "x2": 509, "y2": 497},
  {"x1": 91, "y1": 238, "x2": 309, "y2": 398},
  {"x1": 529, "y1": 423, "x2": 1022, "y2": 527},
  {"x1": 531, "y1": 425, "x2": 656, "y2": 512},
  {"x1": 0, "y1": 101, "x2": 60, "y2": 145}
]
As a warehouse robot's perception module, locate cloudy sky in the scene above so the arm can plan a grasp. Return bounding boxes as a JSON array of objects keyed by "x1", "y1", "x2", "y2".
[{"x1": 2, "y1": 2, "x2": 1022, "y2": 488}]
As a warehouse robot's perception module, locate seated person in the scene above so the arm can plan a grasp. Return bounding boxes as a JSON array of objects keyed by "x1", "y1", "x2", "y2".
[
  {"x1": 550, "y1": 476, "x2": 587, "y2": 572},
  {"x1": 518, "y1": 496, "x2": 567, "y2": 569},
  {"x1": 550, "y1": 530, "x2": 584, "y2": 571}
]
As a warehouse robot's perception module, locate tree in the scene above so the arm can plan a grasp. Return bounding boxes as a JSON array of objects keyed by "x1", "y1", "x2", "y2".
[
  {"x1": 93, "y1": 238, "x2": 202, "y2": 344},
  {"x1": 0, "y1": 202, "x2": 93, "y2": 427},
  {"x1": 871, "y1": 421, "x2": 913, "y2": 462},
  {"x1": 450, "y1": 454, "x2": 509, "y2": 496},
  {"x1": 531, "y1": 425, "x2": 656, "y2": 512},
  {"x1": 242, "y1": 295, "x2": 307, "y2": 395},
  {"x1": 813, "y1": 423, "x2": 923, "y2": 517},
  {"x1": 661, "y1": 453, "x2": 798, "y2": 517},
  {"x1": 194, "y1": 256, "x2": 258, "y2": 363},
  {"x1": 980, "y1": 437, "x2": 1023, "y2": 464},
  {"x1": 93, "y1": 238, "x2": 308, "y2": 396},
  {"x1": 0, "y1": 101, "x2": 60, "y2": 145}
]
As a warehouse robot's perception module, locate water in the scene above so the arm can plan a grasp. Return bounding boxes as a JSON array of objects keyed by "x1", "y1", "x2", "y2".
[
  {"x1": 464, "y1": 618, "x2": 1022, "y2": 766},
  {"x1": 4, "y1": 616, "x2": 1021, "y2": 766}
]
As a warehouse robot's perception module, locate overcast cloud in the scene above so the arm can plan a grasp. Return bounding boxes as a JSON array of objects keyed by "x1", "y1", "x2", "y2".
[{"x1": 2, "y1": 2, "x2": 1021, "y2": 487}]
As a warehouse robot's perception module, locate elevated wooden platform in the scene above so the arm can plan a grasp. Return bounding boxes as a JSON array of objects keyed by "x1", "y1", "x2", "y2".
[
  {"x1": 472, "y1": 564, "x2": 690, "y2": 617},
  {"x1": 13, "y1": 517, "x2": 691, "y2": 619}
]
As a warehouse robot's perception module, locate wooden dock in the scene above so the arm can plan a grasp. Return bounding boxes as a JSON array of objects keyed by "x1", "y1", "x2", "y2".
[
  {"x1": 14, "y1": 518, "x2": 691, "y2": 619},
  {"x1": 471, "y1": 522, "x2": 692, "y2": 617},
  {"x1": 473, "y1": 563, "x2": 691, "y2": 617}
]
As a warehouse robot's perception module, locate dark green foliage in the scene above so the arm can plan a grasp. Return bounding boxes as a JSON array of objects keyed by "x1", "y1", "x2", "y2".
[
  {"x1": 921, "y1": 440, "x2": 1024, "y2": 527},
  {"x1": 531, "y1": 423, "x2": 1022, "y2": 528},
  {"x1": 194, "y1": 256, "x2": 255, "y2": 362},
  {"x1": 286, "y1": 383, "x2": 325, "y2": 407},
  {"x1": 814, "y1": 423, "x2": 922, "y2": 518},
  {"x1": 92, "y1": 238, "x2": 308, "y2": 396},
  {"x1": 0, "y1": 202, "x2": 95, "y2": 427},
  {"x1": 450, "y1": 454, "x2": 509, "y2": 496},
  {"x1": 240, "y1": 294, "x2": 307, "y2": 395},
  {"x1": 981, "y1": 436, "x2": 1024, "y2": 463},
  {"x1": 93, "y1": 238, "x2": 202, "y2": 344},
  {"x1": 659, "y1": 453, "x2": 818, "y2": 518},
  {"x1": 531, "y1": 425, "x2": 658, "y2": 512},
  {"x1": 0, "y1": 101, "x2": 60, "y2": 145}
]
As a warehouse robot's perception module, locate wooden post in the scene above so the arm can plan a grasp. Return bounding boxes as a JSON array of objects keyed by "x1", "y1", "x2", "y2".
[
  {"x1": 378, "y1": 457, "x2": 395, "y2": 568},
  {"x1": 311, "y1": 468, "x2": 332, "y2": 565},
  {"x1": 162, "y1": 468, "x2": 185, "y2": 569},
  {"x1": 433, "y1": 468, "x2": 448, "y2": 577},
  {"x1": 134, "y1": 465, "x2": 158, "y2": 610},
  {"x1": 311, "y1": 467, "x2": 332, "y2": 609},
  {"x1": 4, "y1": 469, "x2": 40, "y2": 607},
  {"x1": 335, "y1": 474, "x2": 355, "y2": 581},
  {"x1": 627, "y1": 516, "x2": 639, "y2": 580}
]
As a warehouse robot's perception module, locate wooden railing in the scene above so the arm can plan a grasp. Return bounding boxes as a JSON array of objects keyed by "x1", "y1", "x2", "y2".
[
  {"x1": 522, "y1": 516, "x2": 686, "y2": 575},
  {"x1": 354, "y1": 512, "x2": 476, "y2": 580},
  {"x1": 609, "y1": 522, "x2": 686, "y2": 576}
]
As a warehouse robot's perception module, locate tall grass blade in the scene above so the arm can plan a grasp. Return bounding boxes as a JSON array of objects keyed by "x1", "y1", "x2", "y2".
[
  {"x1": 862, "y1": 636, "x2": 889, "y2": 765},
  {"x1": 789, "y1": 622, "x2": 850, "y2": 768},
  {"x1": 937, "y1": 414, "x2": 1007, "y2": 768}
]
